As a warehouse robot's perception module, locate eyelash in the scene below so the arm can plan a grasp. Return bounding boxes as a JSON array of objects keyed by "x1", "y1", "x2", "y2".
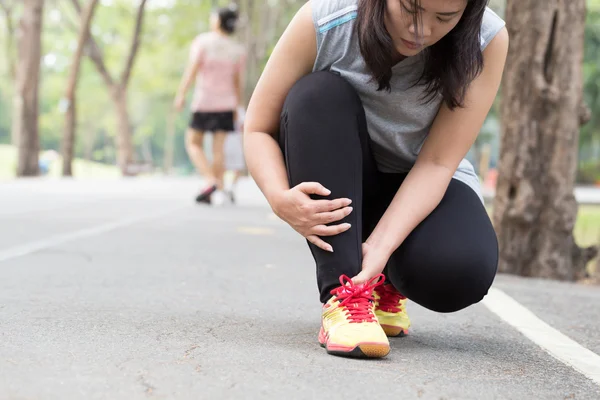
[{"x1": 400, "y1": 1, "x2": 453, "y2": 23}]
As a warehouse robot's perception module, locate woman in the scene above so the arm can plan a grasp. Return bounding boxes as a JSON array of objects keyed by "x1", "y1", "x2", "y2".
[
  {"x1": 244, "y1": 0, "x2": 508, "y2": 359},
  {"x1": 174, "y1": 5, "x2": 246, "y2": 204}
]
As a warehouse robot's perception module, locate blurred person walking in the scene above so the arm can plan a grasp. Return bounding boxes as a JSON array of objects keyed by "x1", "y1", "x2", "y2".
[{"x1": 174, "y1": 5, "x2": 246, "y2": 205}]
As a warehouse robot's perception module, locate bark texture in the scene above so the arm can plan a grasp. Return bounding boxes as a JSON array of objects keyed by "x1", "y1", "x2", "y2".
[
  {"x1": 494, "y1": 0, "x2": 598, "y2": 280},
  {"x1": 14, "y1": 0, "x2": 44, "y2": 176}
]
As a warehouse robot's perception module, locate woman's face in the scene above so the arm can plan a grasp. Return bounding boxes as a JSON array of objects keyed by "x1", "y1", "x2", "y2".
[{"x1": 385, "y1": 0, "x2": 468, "y2": 56}]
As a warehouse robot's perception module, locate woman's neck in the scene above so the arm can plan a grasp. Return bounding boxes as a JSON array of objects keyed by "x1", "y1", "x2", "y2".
[
  {"x1": 391, "y1": 50, "x2": 408, "y2": 66},
  {"x1": 213, "y1": 28, "x2": 229, "y2": 37}
]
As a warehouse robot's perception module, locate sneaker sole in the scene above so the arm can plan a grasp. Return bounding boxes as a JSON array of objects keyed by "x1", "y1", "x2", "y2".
[
  {"x1": 318, "y1": 328, "x2": 390, "y2": 358},
  {"x1": 323, "y1": 343, "x2": 390, "y2": 358},
  {"x1": 381, "y1": 325, "x2": 408, "y2": 338}
]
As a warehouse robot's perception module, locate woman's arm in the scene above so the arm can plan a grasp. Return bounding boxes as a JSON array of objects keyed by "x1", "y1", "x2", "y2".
[
  {"x1": 174, "y1": 43, "x2": 203, "y2": 111},
  {"x1": 244, "y1": 3, "x2": 353, "y2": 252},
  {"x1": 354, "y1": 27, "x2": 510, "y2": 283}
]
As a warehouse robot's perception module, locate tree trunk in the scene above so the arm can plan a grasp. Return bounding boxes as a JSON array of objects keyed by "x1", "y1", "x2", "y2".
[
  {"x1": 62, "y1": 0, "x2": 99, "y2": 176},
  {"x1": 14, "y1": 0, "x2": 44, "y2": 177},
  {"x1": 493, "y1": 0, "x2": 598, "y2": 280},
  {"x1": 112, "y1": 87, "x2": 134, "y2": 174},
  {"x1": 69, "y1": 0, "x2": 147, "y2": 176}
]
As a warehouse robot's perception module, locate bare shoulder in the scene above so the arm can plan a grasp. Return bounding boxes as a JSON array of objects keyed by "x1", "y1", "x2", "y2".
[{"x1": 484, "y1": 26, "x2": 509, "y2": 58}]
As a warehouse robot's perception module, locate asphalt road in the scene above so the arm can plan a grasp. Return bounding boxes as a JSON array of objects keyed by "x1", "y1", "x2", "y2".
[{"x1": 1, "y1": 177, "x2": 599, "y2": 400}]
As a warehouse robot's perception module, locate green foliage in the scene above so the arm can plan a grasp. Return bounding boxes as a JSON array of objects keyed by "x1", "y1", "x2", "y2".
[
  {"x1": 577, "y1": 160, "x2": 600, "y2": 185},
  {"x1": 581, "y1": 2, "x2": 600, "y2": 167}
]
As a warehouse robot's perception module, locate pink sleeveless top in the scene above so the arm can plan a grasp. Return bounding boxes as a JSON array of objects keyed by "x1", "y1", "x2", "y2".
[{"x1": 189, "y1": 32, "x2": 246, "y2": 113}]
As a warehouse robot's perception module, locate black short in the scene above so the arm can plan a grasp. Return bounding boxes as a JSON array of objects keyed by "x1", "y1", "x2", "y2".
[{"x1": 189, "y1": 111, "x2": 235, "y2": 132}]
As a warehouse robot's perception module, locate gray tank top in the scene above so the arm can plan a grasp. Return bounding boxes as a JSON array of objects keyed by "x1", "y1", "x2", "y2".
[{"x1": 311, "y1": 0, "x2": 506, "y2": 202}]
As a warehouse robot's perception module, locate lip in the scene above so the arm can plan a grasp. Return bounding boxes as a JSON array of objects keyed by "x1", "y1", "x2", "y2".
[{"x1": 401, "y1": 38, "x2": 421, "y2": 50}]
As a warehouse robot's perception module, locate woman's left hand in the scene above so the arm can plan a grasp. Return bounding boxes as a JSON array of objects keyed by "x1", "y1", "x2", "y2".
[{"x1": 352, "y1": 242, "x2": 392, "y2": 284}]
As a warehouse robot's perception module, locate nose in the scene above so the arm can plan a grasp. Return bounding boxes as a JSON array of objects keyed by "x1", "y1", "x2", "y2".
[{"x1": 408, "y1": 20, "x2": 432, "y2": 41}]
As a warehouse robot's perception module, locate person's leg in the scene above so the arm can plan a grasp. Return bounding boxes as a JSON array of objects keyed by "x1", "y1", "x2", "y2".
[
  {"x1": 279, "y1": 71, "x2": 380, "y2": 303},
  {"x1": 227, "y1": 169, "x2": 243, "y2": 204},
  {"x1": 280, "y1": 71, "x2": 391, "y2": 358},
  {"x1": 185, "y1": 127, "x2": 216, "y2": 186},
  {"x1": 385, "y1": 179, "x2": 499, "y2": 313},
  {"x1": 212, "y1": 130, "x2": 227, "y2": 191}
]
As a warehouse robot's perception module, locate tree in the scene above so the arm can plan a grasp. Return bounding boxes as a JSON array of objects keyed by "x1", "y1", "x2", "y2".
[
  {"x1": 62, "y1": 0, "x2": 99, "y2": 176},
  {"x1": 70, "y1": 0, "x2": 148, "y2": 175},
  {"x1": 493, "y1": 0, "x2": 598, "y2": 280},
  {"x1": 14, "y1": 0, "x2": 44, "y2": 176},
  {"x1": 0, "y1": 0, "x2": 18, "y2": 146}
]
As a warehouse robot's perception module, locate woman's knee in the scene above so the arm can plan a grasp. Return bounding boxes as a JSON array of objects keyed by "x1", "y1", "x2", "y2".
[
  {"x1": 389, "y1": 245, "x2": 499, "y2": 313},
  {"x1": 284, "y1": 71, "x2": 363, "y2": 120},
  {"x1": 185, "y1": 130, "x2": 203, "y2": 150}
]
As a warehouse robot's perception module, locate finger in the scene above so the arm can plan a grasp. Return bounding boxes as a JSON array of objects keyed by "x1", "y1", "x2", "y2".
[
  {"x1": 316, "y1": 206, "x2": 353, "y2": 224},
  {"x1": 297, "y1": 182, "x2": 331, "y2": 197},
  {"x1": 312, "y1": 198, "x2": 352, "y2": 213},
  {"x1": 351, "y1": 271, "x2": 370, "y2": 285},
  {"x1": 311, "y1": 223, "x2": 352, "y2": 237},
  {"x1": 307, "y1": 235, "x2": 333, "y2": 252},
  {"x1": 352, "y1": 268, "x2": 382, "y2": 285}
]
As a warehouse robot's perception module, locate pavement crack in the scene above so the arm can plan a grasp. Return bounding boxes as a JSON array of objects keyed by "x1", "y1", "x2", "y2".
[
  {"x1": 137, "y1": 371, "x2": 156, "y2": 396},
  {"x1": 183, "y1": 344, "x2": 200, "y2": 359}
]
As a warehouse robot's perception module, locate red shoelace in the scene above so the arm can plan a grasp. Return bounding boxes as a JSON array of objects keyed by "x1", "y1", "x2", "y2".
[
  {"x1": 375, "y1": 284, "x2": 407, "y2": 313},
  {"x1": 330, "y1": 274, "x2": 385, "y2": 323}
]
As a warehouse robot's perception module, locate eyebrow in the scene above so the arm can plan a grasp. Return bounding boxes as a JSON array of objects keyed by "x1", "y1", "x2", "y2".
[{"x1": 409, "y1": 2, "x2": 462, "y2": 16}]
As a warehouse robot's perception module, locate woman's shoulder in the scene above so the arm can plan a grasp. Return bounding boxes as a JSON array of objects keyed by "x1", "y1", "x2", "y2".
[
  {"x1": 226, "y1": 37, "x2": 246, "y2": 58},
  {"x1": 311, "y1": 0, "x2": 358, "y2": 32},
  {"x1": 480, "y1": 7, "x2": 506, "y2": 50},
  {"x1": 191, "y1": 32, "x2": 214, "y2": 50}
]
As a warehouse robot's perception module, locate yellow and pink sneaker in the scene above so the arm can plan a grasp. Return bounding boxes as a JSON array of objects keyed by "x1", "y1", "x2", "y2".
[
  {"x1": 373, "y1": 283, "x2": 411, "y2": 337},
  {"x1": 318, "y1": 275, "x2": 390, "y2": 358}
]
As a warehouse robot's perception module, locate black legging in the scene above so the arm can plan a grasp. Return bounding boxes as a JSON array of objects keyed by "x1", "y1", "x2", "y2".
[{"x1": 278, "y1": 71, "x2": 499, "y2": 313}]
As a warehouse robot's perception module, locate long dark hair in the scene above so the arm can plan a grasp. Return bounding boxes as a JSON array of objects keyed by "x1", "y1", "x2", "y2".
[
  {"x1": 356, "y1": 0, "x2": 488, "y2": 109},
  {"x1": 217, "y1": 5, "x2": 239, "y2": 35}
]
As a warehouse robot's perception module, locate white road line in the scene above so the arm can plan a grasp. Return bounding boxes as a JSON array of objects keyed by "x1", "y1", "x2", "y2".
[
  {"x1": 483, "y1": 288, "x2": 600, "y2": 385},
  {"x1": 0, "y1": 206, "x2": 185, "y2": 263}
]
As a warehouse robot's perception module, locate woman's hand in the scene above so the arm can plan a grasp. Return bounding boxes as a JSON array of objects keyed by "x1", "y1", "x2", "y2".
[
  {"x1": 272, "y1": 182, "x2": 353, "y2": 252},
  {"x1": 352, "y1": 242, "x2": 392, "y2": 284},
  {"x1": 173, "y1": 95, "x2": 185, "y2": 112}
]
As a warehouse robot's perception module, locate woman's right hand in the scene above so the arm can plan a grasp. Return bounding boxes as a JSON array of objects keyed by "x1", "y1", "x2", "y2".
[
  {"x1": 173, "y1": 95, "x2": 185, "y2": 112},
  {"x1": 272, "y1": 182, "x2": 353, "y2": 252}
]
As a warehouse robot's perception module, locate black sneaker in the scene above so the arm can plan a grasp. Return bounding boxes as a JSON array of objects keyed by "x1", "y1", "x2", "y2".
[{"x1": 195, "y1": 184, "x2": 217, "y2": 203}]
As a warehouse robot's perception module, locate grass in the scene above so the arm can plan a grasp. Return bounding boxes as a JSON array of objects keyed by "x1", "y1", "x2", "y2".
[
  {"x1": 575, "y1": 206, "x2": 600, "y2": 276},
  {"x1": 0, "y1": 144, "x2": 120, "y2": 179},
  {"x1": 0, "y1": 144, "x2": 18, "y2": 180},
  {"x1": 575, "y1": 205, "x2": 600, "y2": 248}
]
